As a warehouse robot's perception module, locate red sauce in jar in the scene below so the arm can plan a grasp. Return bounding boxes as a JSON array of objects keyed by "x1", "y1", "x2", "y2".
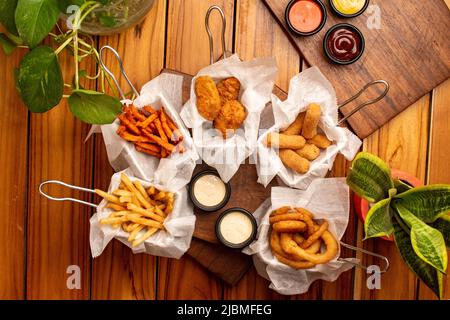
[
  {"x1": 288, "y1": 0, "x2": 323, "y2": 33},
  {"x1": 326, "y1": 27, "x2": 361, "y2": 62}
]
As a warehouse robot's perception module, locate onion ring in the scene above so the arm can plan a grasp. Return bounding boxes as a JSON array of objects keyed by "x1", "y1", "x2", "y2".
[
  {"x1": 270, "y1": 231, "x2": 315, "y2": 269},
  {"x1": 293, "y1": 234, "x2": 322, "y2": 254},
  {"x1": 270, "y1": 206, "x2": 292, "y2": 216},
  {"x1": 280, "y1": 231, "x2": 338, "y2": 265},
  {"x1": 272, "y1": 220, "x2": 307, "y2": 233},
  {"x1": 269, "y1": 212, "x2": 310, "y2": 224},
  {"x1": 300, "y1": 221, "x2": 329, "y2": 249}
]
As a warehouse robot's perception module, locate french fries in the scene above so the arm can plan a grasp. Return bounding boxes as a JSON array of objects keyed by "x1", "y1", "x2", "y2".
[
  {"x1": 96, "y1": 173, "x2": 175, "y2": 247},
  {"x1": 116, "y1": 105, "x2": 185, "y2": 159}
]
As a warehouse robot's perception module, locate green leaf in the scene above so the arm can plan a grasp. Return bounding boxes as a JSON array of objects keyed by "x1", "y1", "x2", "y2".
[
  {"x1": 364, "y1": 198, "x2": 394, "y2": 239},
  {"x1": 97, "y1": 13, "x2": 117, "y2": 28},
  {"x1": 431, "y1": 215, "x2": 450, "y2": 248},
  {"x1": 346, "y1": 152, "x2": 394, "y2": 203},
  {"x1": 0, "y1": 0, "x2": 19, "y2": 36},
  {"x1": 15, "y1": 0, "x2": 60, "y2": 48},
  {"x1": 394, "y1": 178, "x2": 413, "y2": 194},
  {"x1": 0, "y1": 33, "x2": 16, "y2": 55},
  {"x1": 395, "y1": 203, "x2": 448, "y2": 273},
  {"x1": 392, "y1": 212, "x2": 444, "y2": 299},
  {"x1": 68, "y1": 90, "x2": 122, "y2": 124},
  {"x1": 17, "y1": 45, "x2": 63, "y2": 113},
  {"x1": 394, "y1": 185, "x2": 450, "y2": 223}
]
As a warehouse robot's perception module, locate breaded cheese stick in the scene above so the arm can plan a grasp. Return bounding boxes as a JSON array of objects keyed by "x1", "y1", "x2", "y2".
[
  {"x1": 266, "y1": 133, "x2": 305, "y2": 150},
  {"x1": 296, "y1": 143, "x2": 320, "y2": 161},
  {"x1": 279, "y1": 149, "x2": 310, "y2": 174},
  {"x1": 301, "y1": 103, "x2": 322, "y2": 139},
  {"x1": 282, "y1": 112, "x2": 305, "y2": 135},
  {"x1": 307, "y1": 134, "x2": 332, "y2": 149}
]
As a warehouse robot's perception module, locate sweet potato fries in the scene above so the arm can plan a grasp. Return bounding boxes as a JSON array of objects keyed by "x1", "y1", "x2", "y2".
[{"x1": 116, "y1": 105, "x2": 184, "y2": 158}]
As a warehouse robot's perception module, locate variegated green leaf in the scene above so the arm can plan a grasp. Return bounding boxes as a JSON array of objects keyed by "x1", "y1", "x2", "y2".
[
  {"x1": 394, "y1": 185, "x2": 450, "y2": 223},
  {"x1": 395, "y1": 203, "x2": 448, "y2": 273},
  {"x1": 346, "y1": 152, "x2": 394, "y2": 203},
  {"x1": 431, "y1": 215, "x2": 450, "y2": 248},
  {"x1": 392, "y1": 213, "x2": 444, "y2": 299},
  {"x1": 364, "y1": 198, "x2": 393, "y2": 239}
]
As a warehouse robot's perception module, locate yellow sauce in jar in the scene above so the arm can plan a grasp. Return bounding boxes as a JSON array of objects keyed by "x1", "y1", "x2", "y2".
[{"x1": 331, "y1": 0, "x2": 366, "y2": 15}]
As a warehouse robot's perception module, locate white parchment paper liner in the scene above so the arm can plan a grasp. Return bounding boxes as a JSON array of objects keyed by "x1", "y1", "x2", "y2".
[
  {"x1": 244, "y1": 178, "x2": 358, "y2": 295},
  {"x1": 256, "y1": 67, "x2": 362, "y2": 190},
  {"x1": 100, "y1": 73, "x2": 199, "y2": 190},
  {"x1": 90, "y1": 169, "x2": 195, "y2": 259},
  {"x1": 180, "y1": 54, "x2": 277, "y2": 182}
]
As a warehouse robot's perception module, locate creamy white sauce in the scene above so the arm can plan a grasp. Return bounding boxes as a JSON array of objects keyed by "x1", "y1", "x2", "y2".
[
  {"x1": 219, "y1": 211, "x2": 253, "y2": 244},
  {"x1": 193, "y1": 174, "x2": 226, "y2": 207}
]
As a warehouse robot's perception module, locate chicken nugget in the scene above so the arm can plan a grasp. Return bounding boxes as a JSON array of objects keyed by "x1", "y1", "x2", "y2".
[
  {"x1": 307, "y1": 134, "x2": 332, "y2": 149},
  {"x1": 296, "y1": 143, "x2": 320, "y2": 161},
  {"x1": 217, "y1": 77, "x2": 241, "y2": 105},
  {"x1": 213, "y1": 100, "x2": 247, "y2": 138},
  {"x1": 266, "y1": 133, "x2": 306, "y2": 150},
  {"x1": 195, "y1": 76, "x2": 221, "y2": 121},
  {"x1": 302, "y1": 103, "x2": 322, "y2": 139},
  {"x1": 279, "y1": 149, "x2": 310, "y2": 174},
  {"x1": 282, "y1": 112, "x2": 305, "y2": 135}
]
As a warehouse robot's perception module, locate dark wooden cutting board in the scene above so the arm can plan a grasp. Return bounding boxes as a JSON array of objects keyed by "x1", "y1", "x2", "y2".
[
  {"x1": 263, "y1": 0, "x2": 450, "y2": 138},
  {"x1": 162, "y1": 68, "x2": 287, "y2": 286}
]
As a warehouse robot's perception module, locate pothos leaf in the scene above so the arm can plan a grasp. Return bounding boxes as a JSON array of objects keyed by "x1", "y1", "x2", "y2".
[
  {"x1": 0, "y1": 0, "x2": 19, "y2": 36},
  {"x1": 17, "y1": 45, "x2": 63, "y2": 112},
  {"x1": 395, "y1": 203, "x2": 448, "y2": 273},
  {"x1": 15, "y1": 0, "x2": 60, "y2": 48},
  {"x1": 68, "y1": 89, "x2": 122, "y2": 124},
  {"x1": 394, "y1": 185, "x2": 450, "y2": 223},
  {"x1": 364, "y1": 198, "x2": 393, "y2": 239},
  {"x1": 392, "y1": 212, "x2": 444, "y2": 299},
  {"x1": 0, "y1": 33, "x2": 16, "y2": 55}
]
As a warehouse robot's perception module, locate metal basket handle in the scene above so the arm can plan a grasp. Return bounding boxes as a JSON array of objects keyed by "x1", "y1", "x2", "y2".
[
  {"x1": 99, "y1": 45, "x2": 139, "y2": 100},
  {"x1": 206, "y1": 5, "x2": 228, "y2": 65},
  {"x1": 338, "y1": 241, "x2": 390, "y2": 273},
  {"x1": 338, "y1": 80, "x2": 390, "y2": 125},
  {"x1": 39, "y1": 180, "x2": 97, "y2": 208}
]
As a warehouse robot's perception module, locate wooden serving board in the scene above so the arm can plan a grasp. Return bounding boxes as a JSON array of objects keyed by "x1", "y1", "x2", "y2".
[
  {"x1": 263, "y1": 0, "x2": 450, "y2": 138},
  {"x1": 162, "y1": 68, "x2": 287, "y2": 286}
]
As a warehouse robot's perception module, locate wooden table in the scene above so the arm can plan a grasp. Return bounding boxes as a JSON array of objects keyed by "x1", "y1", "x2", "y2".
[{"x1": 0, "y1": 0, "x2": 448, "y2": 300}]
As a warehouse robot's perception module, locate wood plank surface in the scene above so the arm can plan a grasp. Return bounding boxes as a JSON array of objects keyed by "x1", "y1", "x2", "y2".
[
  {"x1": 157, "y1": 0, "x2": 235, "y2": 300},
  {"x1": 418, "y1": 79, "x2": 450, "y2": 300},
  {"x1": 354, "y1": 95, "x2": 430, "y2": 299},
  {"x1": 91, "y1": 0, "x2": 167, "y2": 300},
  {"x1": 26, "y1": 51, "x2": 95, "y2": 299},
  {"x1": 262, "y1": 0, "x2": 450, "y2": 139},
  {"x1": 0, "y1": 36, "x2": 27, "y2": 300}
]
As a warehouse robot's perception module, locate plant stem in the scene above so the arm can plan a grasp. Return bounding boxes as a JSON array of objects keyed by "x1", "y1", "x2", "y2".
[{"x1": 54, "y1": 36, "x2": 74, "y2": 55}]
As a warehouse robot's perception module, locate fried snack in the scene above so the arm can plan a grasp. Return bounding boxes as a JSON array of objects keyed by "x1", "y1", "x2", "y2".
[
  {"x1": 300, "y1": 221, "x2": 328, "y2": 249},
  {"x1": 195, "y1": 76, "x2": 222, "y2": 120},
  {"x1": 213, "y1": 100, "x2": 247, "y2": 138},
  {"x1": 293, "y1": 234, "x2": 322, "y2": 254},
  {"x1": 280, "y1": 231, "x2": 338, "y2": 265},
  {"x1": 270, "y1": 231, "x2": 316, "y2": 269},
  {"x1": 301, "y1": 103, "x2": 322, "y2": 139},
  {"x1": 307, "y1": 134, "x2": 332, "y2": 149},
  {"x1": 282, "y1": 112, "x2": 305, "y2": 135},
  {"x1": 116, "y1": 105, "x2": 184, "y2": 158},
  {"x1": 269, "y1": 207, "x2": 339, "y2": 269},
  {"x1": 266, "y1": 133, "x2": 306, "y2": 150},
  {"x1": 296, "y1": 143, "x2": 320, "y2": 161},
  {"x1": 217, "y1": 77, "x2": 241, "y2": 105},
  {"x1": 272, "y1": 220, "x2": 307, "y2": 233},
  {"x1": 96, "y1": 174, "x2": 175, "y2": 247},
  {"x1": 279, "y1": 149, "x2": 310, "y2": 174}
]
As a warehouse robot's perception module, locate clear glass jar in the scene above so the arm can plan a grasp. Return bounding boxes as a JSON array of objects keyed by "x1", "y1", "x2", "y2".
[{"x1": 79, "y1": 0, "x2": 156, "y2": 35}]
